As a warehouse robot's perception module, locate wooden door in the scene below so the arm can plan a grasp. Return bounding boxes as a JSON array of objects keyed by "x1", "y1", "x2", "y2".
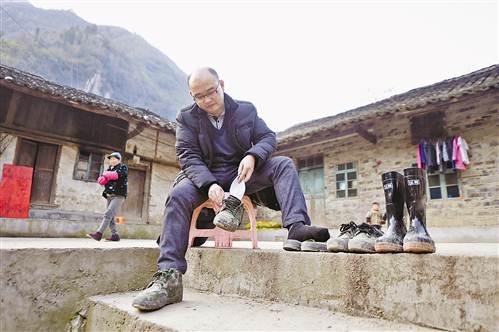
[
  {"x1": 16, "y1": 139, "x2": 59, "y2": 204},
  {"x1": 299, "y1": 167, "x2": 326, "y2": 226},
  {"x1": 121, "y1": 168, "x2": 146, "y2": 222}
]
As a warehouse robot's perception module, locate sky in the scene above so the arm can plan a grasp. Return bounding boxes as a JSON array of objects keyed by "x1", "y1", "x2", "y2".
[{"x1": 28, "y1": 0, "x2": 498, "y2": 131}]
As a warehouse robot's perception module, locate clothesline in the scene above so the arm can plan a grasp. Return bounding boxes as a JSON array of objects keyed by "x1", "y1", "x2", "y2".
[{"x1": 417, "y1": 136, "x2": 470, "y2": 172}]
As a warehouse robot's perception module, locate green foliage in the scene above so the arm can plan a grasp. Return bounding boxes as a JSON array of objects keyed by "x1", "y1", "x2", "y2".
[{"x1": 245, "y1": 220, "x2": 282, "y2": 230}]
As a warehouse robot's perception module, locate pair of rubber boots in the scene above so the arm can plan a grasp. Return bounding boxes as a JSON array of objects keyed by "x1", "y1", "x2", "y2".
[{"x1": 375, "y1": 167, "x2": 435, "y2": 254}]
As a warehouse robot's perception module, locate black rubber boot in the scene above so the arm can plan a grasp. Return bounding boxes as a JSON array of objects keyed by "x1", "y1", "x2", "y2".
[
  {"x1": 403, "y1": 168, "x2": 435, "y2": 253},
  {"x1": 375, "y1": 171, "x2": 406, "y2": 253}
]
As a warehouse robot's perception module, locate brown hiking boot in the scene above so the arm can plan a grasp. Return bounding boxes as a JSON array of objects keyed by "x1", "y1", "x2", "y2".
[
  {"x1": 87, "y1": 232, "x2": 102, "y2": 241},
  {"x1": 105, "y1": 233, "x2": 120, "y2": 241}
]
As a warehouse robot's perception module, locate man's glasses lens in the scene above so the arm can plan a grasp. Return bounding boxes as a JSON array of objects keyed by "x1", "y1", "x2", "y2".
[{"x1": 193, "y1": 82, "x2": 219, "y2": 102}]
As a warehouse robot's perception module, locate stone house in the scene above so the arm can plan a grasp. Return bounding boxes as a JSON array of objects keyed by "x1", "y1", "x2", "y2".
[
  {"x1": 0, "y1": 65, "x2": 180, "y2": 237},
  {"x1": 275, "y1": 65, "x2": 498, "y2": 240}
]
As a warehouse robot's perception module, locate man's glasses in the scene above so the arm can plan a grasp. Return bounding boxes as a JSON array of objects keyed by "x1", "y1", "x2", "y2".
[{"x1": 192, "y1": 81, "x2": 220, "y2": 102}]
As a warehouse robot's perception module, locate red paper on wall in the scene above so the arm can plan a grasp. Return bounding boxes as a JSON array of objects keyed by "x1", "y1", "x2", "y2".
[{"x1": 0, "y1": 164, "x2": 33, "y2": 218}]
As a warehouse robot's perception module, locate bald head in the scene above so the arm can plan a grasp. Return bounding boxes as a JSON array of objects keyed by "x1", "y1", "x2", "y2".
[
  {"x1": 188, "y1": 67, "x2": 219, "y2": 87},
  {"x1": 188, "y1": 67, "x2": 225, "y2": 116}
]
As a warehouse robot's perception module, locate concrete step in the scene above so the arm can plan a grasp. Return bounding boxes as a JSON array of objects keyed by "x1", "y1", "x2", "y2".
[
  {"x1": 1, "y1": 238, "x2": 497, "y2": 331},
  {"x1": 0, "y1": 238, "x2": 159, "y2": 332},
  {"x1": 86, "y1": 289, "x2": 434, "y2": 331},
  {"x1": 184, "y1": 242, "x2": 499, "y2": 331}
]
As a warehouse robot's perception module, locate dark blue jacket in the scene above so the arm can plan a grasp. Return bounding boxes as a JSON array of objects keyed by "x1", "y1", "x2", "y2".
[{"x1": 175, "y1": 93, "x2": 277, "y2": 192}]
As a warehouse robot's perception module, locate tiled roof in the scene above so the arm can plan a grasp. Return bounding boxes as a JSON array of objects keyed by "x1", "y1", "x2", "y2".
[
  {"x1": 278, "y1": 64, "x2": 499, "y2": 145},
  {"x1": 0, "y1": 64, "x2": 176, "y2": 132}
]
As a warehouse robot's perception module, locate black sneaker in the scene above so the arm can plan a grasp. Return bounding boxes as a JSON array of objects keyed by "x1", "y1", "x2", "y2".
[
  {"x1": 348, "y1": 223, "x2": 384, "y2": 253},
  {"x1": 213, "y1": 195, "x2": 244, "y2": 232},
  {"x1": 132, "y1": 269, "x2": 183, "y2": 311},
  {"x1": 283, "y1": 222, "x2": 330, "y2": 251},
  {"x1": 326, "y1": 221, "x2": 358, "y2": 252}
]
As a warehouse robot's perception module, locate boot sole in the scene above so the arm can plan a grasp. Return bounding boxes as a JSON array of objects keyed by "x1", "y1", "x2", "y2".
[
  {"x1": 326, "y1": 240, "x2": 349, "y2": 252},
  {"x1": 348, "y1": 239, "x2": 376, "y2": 253},
  {"x1": 403, "y1": 242, "x2": 435, "y2": 253},
  {"x1": 132, "y1": 295, "x2": 183, "y2": 311},
  {"x1": 301, "y1": 242, "x2": 327, "y2": 252},
  {"x1": 283, "y1": 239, "x2": 301, "y2": 251},
  {"x1": 213, "y1": 220, "x2": 237, "y2": 232},
  {"x1": 375, "y1": 242, "x2": 403, "y2": 253}
]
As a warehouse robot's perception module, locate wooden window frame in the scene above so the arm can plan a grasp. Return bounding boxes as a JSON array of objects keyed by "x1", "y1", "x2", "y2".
[
  {"x1": 427, "y1": 169, "x2": 461, "y2": 200},
  {"x1": 335, "y1": 162, "x2": 358, "y2": 199},
  {"x1": 73, "y1": 149, "x2": 104, "y2": 182}
]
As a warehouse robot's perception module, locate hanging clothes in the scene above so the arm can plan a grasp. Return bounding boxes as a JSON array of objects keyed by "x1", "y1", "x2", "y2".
[
  {"x1": 436, "y1": 141, "x2": 444, "y2": 172},
  {"x1": 417, "y1": 144, "x2": 423, "y2": 169},
  {"x1": 418, "y1": 143, "x2": 427, "y2": 169},
  {"x1": 436, "y1": 141, "x2": 441, "y2": 165},
  {"x1": 446, "y1": 137, "x2": 455, "y2": 170},
  {"x1": 458, "y1": 136, "x2": 470, "y2": 165},
  {"x1": 453, "y1": 136, "x2": 467, "y2": 170},
  {"x1": 424, "y1": 142, "x2": 437, "y2": 172},
  {"x1": 442, "y1": 140, "x2": 450, "y2": 162}
]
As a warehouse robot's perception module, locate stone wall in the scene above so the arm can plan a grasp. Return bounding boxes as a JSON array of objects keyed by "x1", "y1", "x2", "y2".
[
  {"x1": 276, "y1": 90, "x2": 499, "y2": 229},
  {"x1": 148, "y1": 162, "x2": 178, "y2": 224},
  {"x1": 54, "y1": 145, "x2": 106, "y2": 214}
]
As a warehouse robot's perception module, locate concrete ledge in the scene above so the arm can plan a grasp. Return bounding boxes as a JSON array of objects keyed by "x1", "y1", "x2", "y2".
[
  {"x1": 0, "y1": 239, "x2": 159, "y2": 332},
  {"x1": 0, "y1": 218, "x2": 161, "y2": 239},
  {"x1": 2, "y1": 218, "x2": 497, "y2": 243},
  {"x1": 87, "y1": 289, "x2": 433, "y2": 331},
  {"x1": 1, "y1": 238, "x2": 497, "y2": 331},
  {"x1": 184, "y1": 244, "x2": 499, "y2": 331}
]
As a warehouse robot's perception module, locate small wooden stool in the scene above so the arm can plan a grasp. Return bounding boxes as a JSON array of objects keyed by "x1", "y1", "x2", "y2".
[{"x1": 188, "y1": 195, "x2": 258, "y2": 249}]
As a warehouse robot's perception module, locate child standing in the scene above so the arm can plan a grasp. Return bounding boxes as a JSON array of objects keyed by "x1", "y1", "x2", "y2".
[
  {"x1": 87, "y1": 152, "x2": 128, "y2": 241},
  {"x1": 365, "y1": 202, "x2": 386, "y2": 230}
]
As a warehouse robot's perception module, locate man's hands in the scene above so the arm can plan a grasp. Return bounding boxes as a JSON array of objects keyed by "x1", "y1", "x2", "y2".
[
  {"x1": 238, "y1": 155, "x2": 256, "y2": 183},
  {"x1": 208, "y1": 183, "x2": 224, "y2": 207},
  {"x1": 208, "y1": 155, "x2": 255, "y2": 206}
]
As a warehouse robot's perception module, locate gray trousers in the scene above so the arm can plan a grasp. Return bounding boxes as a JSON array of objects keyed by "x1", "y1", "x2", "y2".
[
  {"x1": 157, "y1": 156, "x2": 311, "y2": 273},
  {"x1": 97, "y1": 195, "x2": 125, "y2": 234}
]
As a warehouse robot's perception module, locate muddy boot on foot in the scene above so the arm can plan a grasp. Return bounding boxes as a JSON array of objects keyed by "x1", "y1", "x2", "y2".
[
  {"x1": 132, "y1": 269, "x2": 183, "y2": 311},
  {"x1": 403, "y1": 168, "x2": 435, "y2": 254},
  {"x1": 327, "y1": 221, "x2": 358, "y2": 252},
  {"x1": 375, "y1": 171, "x2": 406, "y2": 253},
  {"x1": 213, "y1": 195, "x2": 244, "y2": 232},
  {"x1": 348, "y1": 223, "x2": 384, "y2": 253},
  {"x1": 283, "y1": 222, "x2": 330, "y2": 251}
]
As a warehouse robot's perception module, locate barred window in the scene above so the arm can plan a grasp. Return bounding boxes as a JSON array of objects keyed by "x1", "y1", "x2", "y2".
[
  {"x1": 74, "y1": 150, "x2": 103, "y2": 181},
  {"x1": 336, "y1": 162, "x2": 358, "y2": 198},
  {"x1": 427, "y1": 170, "x2": 460, "y2": 199}
]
